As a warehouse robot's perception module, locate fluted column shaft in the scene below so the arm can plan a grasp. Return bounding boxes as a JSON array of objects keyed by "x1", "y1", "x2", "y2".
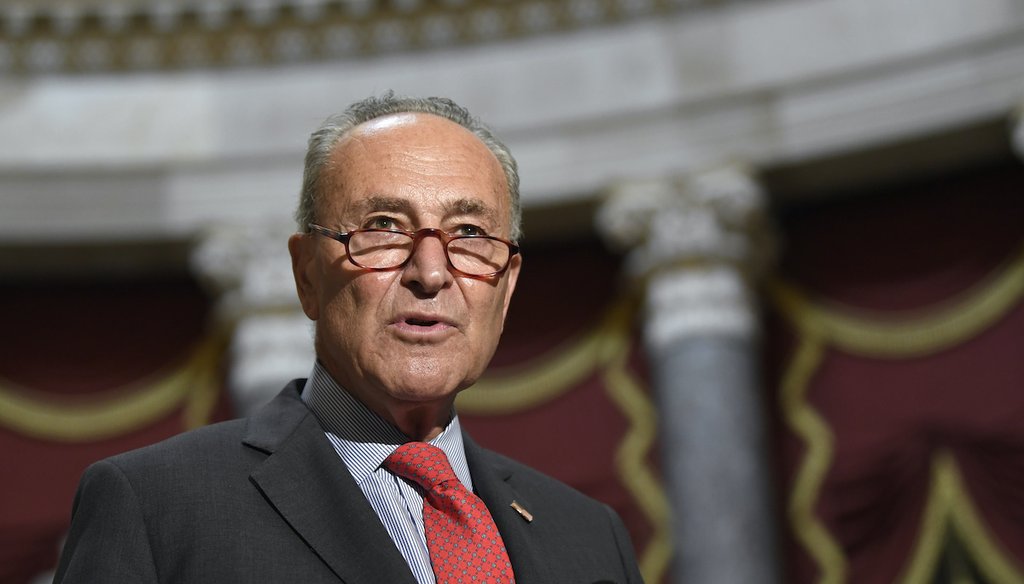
[{"x1": 598, "y1": 165, "x2": 779, "y2": 584}]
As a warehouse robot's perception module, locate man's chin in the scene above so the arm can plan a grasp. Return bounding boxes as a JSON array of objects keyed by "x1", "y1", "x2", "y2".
[{"x1": 382, "y1": 378, "x2": 465, "y2": 405}]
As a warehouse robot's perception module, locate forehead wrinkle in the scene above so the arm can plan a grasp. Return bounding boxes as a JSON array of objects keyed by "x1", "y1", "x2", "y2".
[{"x1": 350, "y1": 194, "x2": 500, "y2": 227}]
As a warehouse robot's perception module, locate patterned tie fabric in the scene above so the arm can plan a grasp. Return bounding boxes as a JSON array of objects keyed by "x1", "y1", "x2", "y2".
[{"x1": 384, "y1": 442, "x2": 516, "y2": 584}]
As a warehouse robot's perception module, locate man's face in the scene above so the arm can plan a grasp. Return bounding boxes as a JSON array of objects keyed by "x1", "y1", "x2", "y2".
[{"x1": 289, "y1": 113, "x2": 520, "y2": 420}]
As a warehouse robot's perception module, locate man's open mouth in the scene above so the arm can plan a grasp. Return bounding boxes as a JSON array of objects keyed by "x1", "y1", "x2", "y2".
[{"x1": 406, "y1": 318, "x2": 439, "y2": 327}]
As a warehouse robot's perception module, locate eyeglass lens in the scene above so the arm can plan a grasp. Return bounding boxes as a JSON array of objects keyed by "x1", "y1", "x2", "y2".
[{"x1": 348, "y1": 231, "x2": 510, "y2": 275}]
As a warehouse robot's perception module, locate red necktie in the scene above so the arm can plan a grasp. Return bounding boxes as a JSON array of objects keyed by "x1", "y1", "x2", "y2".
[{"x1": 384, "y1": 442, "x2": 516, "y2": 584}]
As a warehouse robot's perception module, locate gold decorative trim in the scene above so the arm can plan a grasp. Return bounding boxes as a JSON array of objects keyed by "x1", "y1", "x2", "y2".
[
  {"x1": 770, "y1": 244, "x2": 1024, "y2": 358},
  {"x1": 899, "y1": 451, "x2": 1024, "y2": 584},
  {"x1": 899, "y1": 450, "x2": 951, "y2": 584},
  {"x1": 457, "y1": 312, "x2": 609, "y2": 414},
  {"x1": 778, "y1": 332, "x2": 847, "y2": 584},
  {"x1": 0, "y1": 333, "x2": 224, "y2": 442},
  {"x1": 601, "y1": 298, "x2": 674, "y2": 584},
  {"x1": 770, "y1": 242, "x2": 1024, "y2": 583},
  {"x1": 182, "y1": 334, "x2": 227, "y2": 429}
]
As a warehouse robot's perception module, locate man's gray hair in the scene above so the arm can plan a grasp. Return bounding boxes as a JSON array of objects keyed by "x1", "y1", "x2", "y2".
[{"x1": 296, "y1": 92, "x2": 522, "y2": 241}]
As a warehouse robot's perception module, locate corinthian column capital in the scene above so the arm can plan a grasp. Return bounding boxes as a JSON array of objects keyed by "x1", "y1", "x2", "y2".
[
  {"x1": 597, "y1": 163, "x2": 774, "y2": 281},
  {"x1": 597, "y1": 163, "x2": 774, "y2": 345},
  {"x1": 190, "y1": 221, "x2": 302, "y2": 321},
  {"x1": 190, "y1": 220, "x2": 313, "y2": 416}
]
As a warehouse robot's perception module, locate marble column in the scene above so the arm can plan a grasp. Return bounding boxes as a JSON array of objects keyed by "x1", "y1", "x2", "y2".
[
  {"x1": 191, "y1": 221, "x2": 314, "y2": 417},
  {"x1": 597, "y1": 164, "x2": 779, "y2": 584}
]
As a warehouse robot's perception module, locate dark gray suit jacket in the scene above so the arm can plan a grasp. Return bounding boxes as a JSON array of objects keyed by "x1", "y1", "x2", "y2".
[{"x1": 54, "y1": 381, "x2": 644, "y2": 583}]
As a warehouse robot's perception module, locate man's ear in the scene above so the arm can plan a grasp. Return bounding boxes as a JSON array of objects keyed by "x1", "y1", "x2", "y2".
[
  {"x1": 500, "y1": 253, "x2": 522, "y2": 325},
  {"x1": 288, "y1": 233, "x2": 320, "y2": 321}
]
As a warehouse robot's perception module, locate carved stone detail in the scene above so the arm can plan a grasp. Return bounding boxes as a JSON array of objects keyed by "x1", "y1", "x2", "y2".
[
  {"x1": 598, "y1": 164, "x2": 774, "y2": 345},
  {"x1": 0, "y1": 0, "x2": 724, "y2": 73},
  {"x1": 190, "y1": 220, "x2": 313, "y2": 416}
]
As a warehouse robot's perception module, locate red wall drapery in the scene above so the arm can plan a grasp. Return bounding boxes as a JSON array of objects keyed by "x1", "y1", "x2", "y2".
[
  {"x1": 766, "y1": 162, "x2": 1024, "y2": 584},
  {"x1": 0, "y1": 242, "x2": 669, "y2": 584},
  {"x1": 0, "y1": 277, "x2": 231, "y2": 584}
]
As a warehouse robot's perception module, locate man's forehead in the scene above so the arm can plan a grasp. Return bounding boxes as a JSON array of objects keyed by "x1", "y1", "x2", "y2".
[
  {"x1": 319, "y1": 111, "x2": 511, "y2": 231},
  {"x1": 330, "y1": 112, "x2": 495, "y2": 171}
]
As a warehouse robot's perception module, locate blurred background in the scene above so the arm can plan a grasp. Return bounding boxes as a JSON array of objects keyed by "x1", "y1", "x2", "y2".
[{"x1": 1, "y1": 0, "x2": 1023, "y2": 582}]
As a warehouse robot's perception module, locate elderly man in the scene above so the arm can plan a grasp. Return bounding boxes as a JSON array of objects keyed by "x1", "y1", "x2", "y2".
[{"x1": 54, "y1": 94, "x2": 644, "y2": 583}]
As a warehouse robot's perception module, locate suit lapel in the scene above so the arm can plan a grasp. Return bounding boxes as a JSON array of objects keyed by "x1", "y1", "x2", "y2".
[
  {"x1": 244, "y1": 383, "x2": 417, "y2": 584},
  {"x1": 464, "y1": 435, "x2": 550, "y2": 584}
]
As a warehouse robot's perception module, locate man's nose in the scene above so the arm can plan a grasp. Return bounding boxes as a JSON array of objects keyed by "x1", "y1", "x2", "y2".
[{"x1": 400, "y1": 233, "x2": 453, "y2": 294}]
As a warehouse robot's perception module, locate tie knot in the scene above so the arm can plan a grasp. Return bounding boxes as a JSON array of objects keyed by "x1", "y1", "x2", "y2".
[{"x1": 383, "y1": 442, "x2": 458, "y2": 490}]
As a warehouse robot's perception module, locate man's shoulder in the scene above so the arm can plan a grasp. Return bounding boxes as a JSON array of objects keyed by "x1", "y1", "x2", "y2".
[
  {"x1": 108, "y1": 417, "x2": 248, "y2": 466},
  {"x1": 94, "y1": 380, "x2": 309, "y2": 482}
]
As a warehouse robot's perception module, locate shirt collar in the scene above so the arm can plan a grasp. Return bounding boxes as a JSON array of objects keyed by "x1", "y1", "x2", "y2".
[{"x1": 300, "y1": 361, "x2": 473, "y2": 490}]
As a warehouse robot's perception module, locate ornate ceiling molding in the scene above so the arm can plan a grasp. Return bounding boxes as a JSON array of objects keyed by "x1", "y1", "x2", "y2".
[
  {"x1": 0, "y1": 0, "x2": 711, "y2": 73},
  {"x1": 1, "y1": 0, "x2": 1020, "y2": 246}
]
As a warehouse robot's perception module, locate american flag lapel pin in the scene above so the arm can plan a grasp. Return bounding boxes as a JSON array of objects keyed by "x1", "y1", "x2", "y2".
[{"x1": 510, "y1": 500, "x2": 534, "y2": 523}]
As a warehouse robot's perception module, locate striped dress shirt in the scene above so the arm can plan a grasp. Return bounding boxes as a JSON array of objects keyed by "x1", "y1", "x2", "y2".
[{"x1": 300, "y1": 362, "x2": 474, "y2": 584}]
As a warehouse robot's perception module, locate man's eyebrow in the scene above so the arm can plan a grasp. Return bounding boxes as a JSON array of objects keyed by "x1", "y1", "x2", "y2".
[
  {"x1": 353, "y1": 195, "x2": 413, "y2": 215},
  {"x1": 445, "y1": 198, "x2": 499, "y2": 224}
]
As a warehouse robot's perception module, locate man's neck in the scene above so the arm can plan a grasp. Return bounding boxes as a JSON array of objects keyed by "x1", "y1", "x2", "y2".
[
  {"x1": 314, "y1": 360, "x2": 456, "y2": 441},
  {"x1": 386, "y1": 403, "x2": 453, "y2": 442}
]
